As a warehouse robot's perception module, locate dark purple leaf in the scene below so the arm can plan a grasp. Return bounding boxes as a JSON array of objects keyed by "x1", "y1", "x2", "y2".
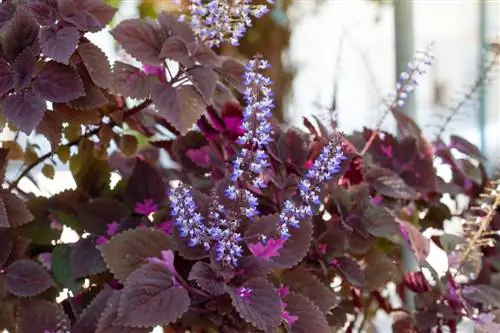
[
  {"x1": 99, "y1": 228, "x2": 173, "y2": 283},
  {"x1": 0, "y1": 148, "x2": 7, "y2": 184},
  {"x1": 284, "y1": 292, "x2": 330, "y2": 333},
  {"x1": 74, "y1": 199, "x2": 128, "y2": 235},
  {"x1": 0, "y1": 59, "x2": 15, "y2": 96},
  {"x1": 2, "y1": 90, "x2": 46, "y2": 134},
  {"x1": 157, "y1": 11, "x2": 195, "y2": 43},
  {"x1": 216, "y1": 57, "x2": 245, "y2": 92},
  {"x1": 72, "y1": 286, "x2": 114, "y2": 333},
  {"x1": 79, "y1": 0, "x2": 117, "y2": 32},
  {"x1": 70, "y1": 238, "x2": 107, "y2": 279},
  {"x1": 0, "y1": 229, "x2": 13, "y2": 266},
  {"x1": 282, "y1": 272, "x2": 339, "y2": 314},
  {"x1": 450, "y1": 135, "x2": 486, "y2": 161},
  {"x1": 153, "y1": 84, "x2": 206, "y2": 134},
  {"x1": 188, "y1": 262, "x2": 227, "y2": 296},
  {"x1": 0, "y1": 190, "x2": 34, "y2": 228},
  {"x1": 0, "y1": 2, "x2": 16, "y2": 30},
  {"x1": 25, "y1": 0, "x2": 58, "y2": 26},
  {"x1": 362, "y1": 250, "x2": 402, "y2": 291},
  {"x1": 39, "y1": 25, "x2": 80, "y2": 65},
  {"x1": 112, "y1": 61, "x2": 152, "y2": 100},
  {"x1": 228, "y1": 278, "x2": 281, "y2": 332},
  {"x1": 96, "y1": 292, "x2": 150, "y2": 333},
  {"x1": 110, "y1": 18, "x2": 163, "y2": 65},
  {"x1": 66, "y1": 78, "x2": 110, "y2": 110},
  {"x1": 364, "y1": 206, "x2": 399, "y2": 238},
  {"x1": 192, "y1": 43, "x2": 219, "y2": 67},
  {"x1": 364, "y1": 165, "x2": 417, "y2": 199},
  {"x1": 392, "y1": 109, "x2": 422, "y2": 139},
  {"x1": 33, "y1": 61, "x2": 85, "y2": 102},
  {"x1": 399, "y1": 220, "x2": 430, "y2": 264},
  {"x1": 246, "y1": 214, "x2": 313, "y2": 269},
  {"x1": 78, "y1": 41, "x2": 113, "y2": 89},
  {"x1": 13, "y1": 47, "x2": 37, "y2": 91},
  {"x1": 3, "y1": 259, "x2": 54, "y2": 297},
  {"x1": 117, "y1": 261, "x2": 190, "y2": 327},
  {"x1": 455, "y1": 158, "x2": 483, "y2": 185},
  {"x1": 2, "y1": 9, "x2": 39, "y2": 61},
  {"x1": 125, "y1": 158, "x2": 166, "y2": 208},
  {"x1": 189, "y1": 66, "x2": 217, "y2": 103},
  {"x1": 332, "y1": 256, "x2": 366, "y2": 287},
  {"x1": 17, "y1": 299, "x2": 71, "y2": 333},
  {"x1": 158, "y1": 36, "x2": 190, "y2": 65}
]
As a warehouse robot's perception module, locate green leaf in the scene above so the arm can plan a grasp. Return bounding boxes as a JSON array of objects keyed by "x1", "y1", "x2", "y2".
[{"x1": 51, "y1": 244, "x2": 84, "y2": 293}]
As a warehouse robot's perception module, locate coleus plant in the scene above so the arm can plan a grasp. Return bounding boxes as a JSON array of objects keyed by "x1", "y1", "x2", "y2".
[{"x1": 0, "y1": 1, "x2": 500, "y2": 333}]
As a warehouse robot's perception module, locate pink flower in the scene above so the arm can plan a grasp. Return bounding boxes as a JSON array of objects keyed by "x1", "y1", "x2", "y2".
[
  {"x1": 156, "y1": 220, "x2": 173, "y2": 235},
  {"x1": 134, "y1": 199, "x2": 158, "y2": 216},
  {"x1": 106, "y1": 221, "x2": 119, "y2": 237},
  {"x1": 278, "y1": 286, "x2": 298, "y2": 326},
  {"x1": 48, "y1": 215, "x2": 63, "y2": 230},
  {"x1": 248, "y1": 237, "x2": 285, "y2": 261},
  {"x1": 95, "y1": 236, "x2": 108, "y2": 245},
  {"x1": 475, "y1": 312, "x2": 500, "y2": 332}
]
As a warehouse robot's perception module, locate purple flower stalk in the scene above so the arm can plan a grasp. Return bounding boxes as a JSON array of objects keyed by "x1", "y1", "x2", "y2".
[
  {"x1": 278, "y1": 141, "x2": 346, "y2": 239},
  {"x1": 180, "y1": 0, "x2": 275, "y2": 48},
  {"x1": 230, "y1": 55, "x2": 274, "y2": 190}
]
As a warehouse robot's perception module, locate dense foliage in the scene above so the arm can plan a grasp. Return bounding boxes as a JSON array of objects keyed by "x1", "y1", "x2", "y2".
[{"x1": 0, "y1": 1, "x2": 499, "y2": 332}]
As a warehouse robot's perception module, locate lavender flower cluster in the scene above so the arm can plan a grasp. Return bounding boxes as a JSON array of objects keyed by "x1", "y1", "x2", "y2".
[
  {"x1": 169, "y1": 53, "x2": 347, "y2": 266},
  {"x1": 231, "y1": 55, "x2": 274, "y2": 189},
  {"x1": 278, "y1": 142, "x2": 346, "y2": 239},
  {"x1": 179, "y1": 0, "x2": 275, "y2": 48}
]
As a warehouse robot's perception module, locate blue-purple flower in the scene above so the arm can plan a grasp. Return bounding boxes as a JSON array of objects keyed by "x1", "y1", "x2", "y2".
[{"x1": 180, "y1": 0, "x2": 275, "y2": 48}]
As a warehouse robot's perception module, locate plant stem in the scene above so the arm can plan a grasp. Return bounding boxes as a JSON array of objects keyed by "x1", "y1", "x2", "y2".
[{"x1": 8, "y1": 99, "x2": 152, "y2": 191}]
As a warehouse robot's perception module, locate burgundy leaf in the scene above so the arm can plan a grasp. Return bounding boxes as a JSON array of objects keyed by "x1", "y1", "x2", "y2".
[
  {"x1": 158, "y1": 36, "x2": 191, "y2": 66},
  {"x1": 364, "y1": 165, "x2": 417, "y2": 199},
  {"x1": 39, "y1": 25, "x2": 80, "y2": 65},
  {"x1": 78, "y1": 41, "x2": 113, "y2": 89},
  {"x1": 248, "y1": 238, "x2": 285, "y2": 261},
  {"x1": 2, "y1": 9, "x2": 39, "y2": 61},
  {"x1": 450, "y1": 135, "x2": 486, "y2": 161},
  {"x1": 70, "y1": 238, "x2": 107, "y2": 279},
  {"x1": 399, "y1": 220, "x2": 430, "y2": 264},
  {"x1": 403, "y1": 271, "x2": 431, "y2": 293},
  {"x1": 188, "y1": 261, "x2": 227, "y2": 296},
  {"x1": 0, "y1": 2, "x2": 16, "y2": 30},
  {"x1": 125, "y1": 158, "x2": 166, "y2": 208},
  {"x1": 0, "y1": 59, "x2": 15, "y2": 95},
  {"x1": 112, "y1": 61, "x2": 152, "y2": 100},
  {"x1": 79, "y1": 0, "x2": 117, "y2": 32},
  {"x1": 117, "y1": 261, "x2": 190, "y2": 327},
  {"x1": 192, "y1": 43, "x2": 219, "y2": 67},
  {"x1": 284, "y1": 292, "x2": 330, "y2": 333},
  {"x1": 228, "y1": 278, "x2": 281, "y2": 332},
  {"x1": 216, "y1": 57, "x2": 245, "y2": 92},
  {"x1": 97, "y1": 292, "x2": 150, "y2": 333},
  {"x1": 157, "y1": 11, "x2": 195, "y2": 43},
  {"x1": 74, "y1": 199, "x2": 128, "y2": 235},
  {"x1": 3, "y1": 259, "x2": 54, "y2": 297},
  {"x1": 0, "y1": 229, "x2": 13, "y2": 267},
  {"x1": 33, "y1": 61, "x2": 85, "y2": 102},
  {"x1": 2, "y1": 90, "x2": 46, "y2": 134},
  {"x1": 0, "y1": 148, "x2": 7, "y2": 183},
  {"x1": 72, "y1": 286, "x2": 114, "y2": 333},
  {"x1": 17, "y1": 299, "x2": 71, "y2": 333},
  {"x1": 110, "y1": 18, "x2": 163, "y2": 65},
  {"x1": 331, "y1": 256, "x2": 366, "y2": 287},
  {"x1": 66, "y1": 78, "x2": 110, "y2": 110},
  {"x1": 25, "y1": 0, "x2": 58, "y2": 26},
  {"x1": 189, "y1": 66, "x2": 217, "y2": 103},
  {"x1": 99, "y1": 228, "x2": 173, "y2": 283},
  {"x1": 0, "y1": 190, "x2": 34, "y2": 227},
  {"x1": 153, "y1": 84, "x2": 206, "y2": 134},
  {"x1": 282, "y1": 272, "x2": 339, "y2": 314},
  {"x1": 13, "y1": 47, "x2": 37, "y2": 91}
]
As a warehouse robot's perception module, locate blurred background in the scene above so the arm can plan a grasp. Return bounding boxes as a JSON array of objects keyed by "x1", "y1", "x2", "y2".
[{"x1": 1, "y1": 0, "x2": 499, "y2": 332}]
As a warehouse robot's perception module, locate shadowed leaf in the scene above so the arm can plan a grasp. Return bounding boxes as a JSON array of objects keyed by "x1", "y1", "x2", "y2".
[
  {"x1": 71, "y1": 238, "x2": 107, "y2": 279},
  {"x1": 2, "y1": 90, "x2": 46, "y2": 134},
  {"x1": 284, "y1": 292, "x2": 330, "y2": 333},
  {"x1": 78, "y1": 41, "x2": 113, "y2": 89},
  {"x1": 0, "y1": 229, "x2": 13, "y2": 266},
  {"x1": 125, "y1": 158, "x2": 166, "y2": 208},
  {"x1": 159, "y1": 36, "x2": 190, "y2": 66},
  {"x1": 4, "y1": 259, "x2": 54, "y2": 297},
  {"x1": 74, "y1": 199, "x2": 128, "y2": 235},
  {"x1": 118, "y1": 261, "x2": 190, "y2": 327},
  {"x1": 0, "y1": 190, "x2": 34, "y2": 228},
  {"x1": 0, "y1": 2, "x2": 15, "y2": 30},
  {"x1": 228, "y1": 278, "x2": 281, "y2": 332},
  {"x1": 216, "y1": 57, "x2": 245, "y2": 92},
  {"x1": 72, "y1": 286, "x2": 114, "y2": 333},
  {"x1": 39, "y1": 25, "x2": 80, "y2": 64},
  {"x1": 188, "y1": 261, "x2": 226, "y2": 296},
  {"x1": 96, "y1": 292, "x2": 150, "y2": 333},
  {"x1": 189, "y1": 66, "x2": 217, "y2": 103},
  {"x1": 13, "y1": 47, "x2": 36, "y2": 91},
  {"x1": 365, "y1": 165, "x2": 417, "y2": 199},
  {"x1": 112, "y1": 61, "x2": 152, "y2": 100},
  {"x1": 99, "y1": 228, "x2": 173, "y2": 282},
  {"x1": 2, "y1": 9, "x2": 39, "y2": 61},
  {"x1": 282, "y1": 271, "x2": 339, "y2": 313},
  {"x1": 332, "y1": 256, "x2": 366, "y2": 287},
  {"x1": 33, "y1": 61, "x2": 85, "y2": 102},
  {"x1": 52, "y1": 244, "x2": 84, "y2": 293},
  {"x1": 0, "y1": 59, "x2": 15, "y2": 95},
  {"x1": 17, "y1": 299, "x2": 70, "y2": 333}
]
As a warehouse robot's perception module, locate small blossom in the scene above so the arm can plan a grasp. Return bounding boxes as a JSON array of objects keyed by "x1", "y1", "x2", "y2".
[
  {"x1": 182, "y1": 0, "x2": 274, "y2": 48},
  {"x1": 156, "y1": 220, "x2": 173, "y2": 235},
  {"x1": 106, "y1": 221, "x2": 119, "y2": 237},
  {"x1": 134, "y1": 199, "x2": 158, "y2": 216},
  {"x1": 475, "y1": 312, "x2": 500, "y2": 333},
  {"x1": 95, "y1": 236, "x2": 108, "y2": 245},
  {"x1": 237, "y1": 286, "x2": 253, "y2": 303},
  {"x1": 38, "y1": 253, "x2": 52, "y2": 270},
  {"x1": 170, "y1": 185, "x2": 206, "y2": 248},
  {"x1": 48, "y1": 215, "x2": 63, "y2": 230}
]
